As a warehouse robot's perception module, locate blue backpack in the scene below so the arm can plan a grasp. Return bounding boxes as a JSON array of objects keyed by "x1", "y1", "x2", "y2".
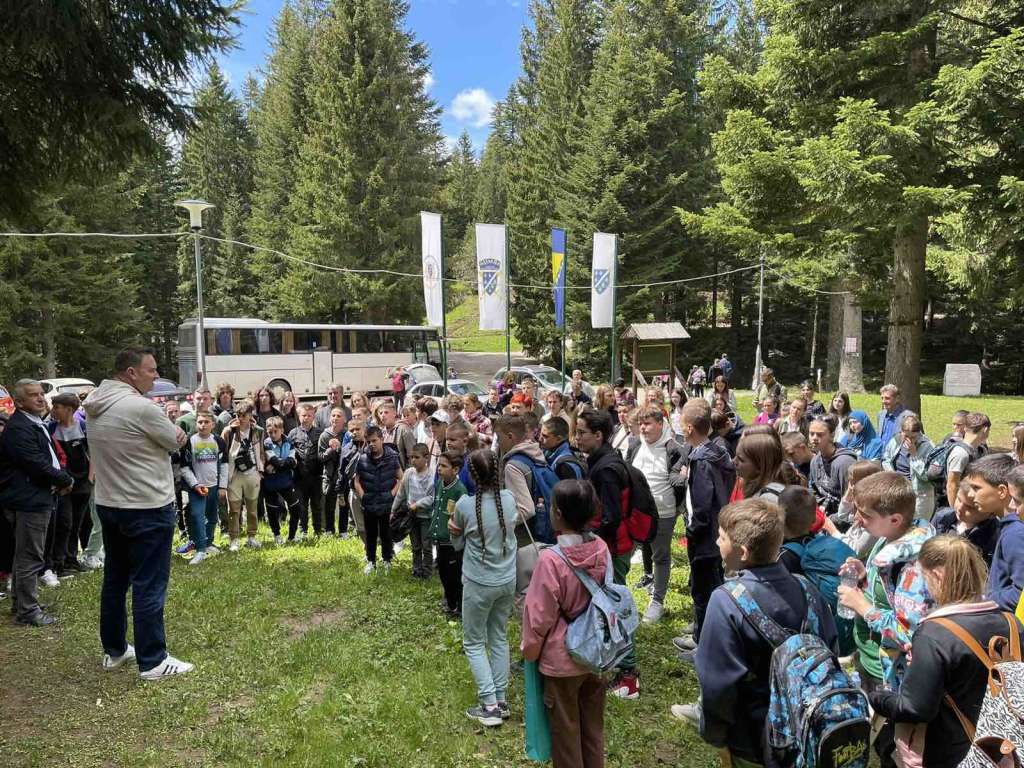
[
  {"x1": 508, "y1": 454, "x2": 561, "y2": 544},
  {"x1": 725, "y1": 575, "x2": 870, "y2": 768},
  {"x1": 782, "y1": 533, "x2": 857, "y2": 655}
]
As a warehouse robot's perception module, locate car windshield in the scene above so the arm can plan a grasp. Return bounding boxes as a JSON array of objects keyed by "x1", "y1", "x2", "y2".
[
  {"x1": 450, "y1": 382, "x2": 485, "y2": 396},
  {"x1": 58, "y1": 384, "x2": 91, "y2": 394},
  {"x1": 532, "y1": 369, "x2": 565, "y2": 386},
  {"x1": 408, "y1": 365, "x2": 441, "y2": 384}
]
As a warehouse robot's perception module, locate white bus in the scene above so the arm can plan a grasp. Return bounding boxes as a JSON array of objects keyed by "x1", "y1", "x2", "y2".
[{"x1": 177, "y1": 318, "x2": 441, "y2": 399}]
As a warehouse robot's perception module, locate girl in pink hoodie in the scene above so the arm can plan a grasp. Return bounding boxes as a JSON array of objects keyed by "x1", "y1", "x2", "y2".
[{"x1": 521, "y1": 480, "x2": 609, "y2": 768}]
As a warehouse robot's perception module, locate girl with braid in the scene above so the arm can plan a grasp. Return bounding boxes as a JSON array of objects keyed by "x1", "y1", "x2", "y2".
[{"x1": 448, "y1": 448, "x2": 518, "y2": 727}]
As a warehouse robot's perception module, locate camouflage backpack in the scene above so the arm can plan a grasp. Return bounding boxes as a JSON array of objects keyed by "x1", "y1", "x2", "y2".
[{"x1": 724, "y1": 575, "x2": 871, "y2": 768}]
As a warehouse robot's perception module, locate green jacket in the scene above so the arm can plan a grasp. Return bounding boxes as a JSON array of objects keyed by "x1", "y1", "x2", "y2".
[{"x1": 429, "y1": 477, "x2": 466, "y2": 543}]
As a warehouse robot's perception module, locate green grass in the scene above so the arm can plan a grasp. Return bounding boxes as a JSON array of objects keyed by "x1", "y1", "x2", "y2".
[
  {"x1": 0, "y1": 534, "x2": 716, "y2": 768},
  {"x1": 446, "y1": 297, "x2": 522, "y2": 354},
  {"x1": 731, "y1": 390, "x2": 1023, "y2": 449}
]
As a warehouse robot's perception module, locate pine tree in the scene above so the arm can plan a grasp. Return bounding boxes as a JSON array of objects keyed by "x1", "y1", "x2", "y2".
[
  {"x1": 442, "y1": 131, "x2": 479, "y2": 283},
  {"x1": 559, "y1": 0, "x2": 715, "y2": 379},
  {"x1": 283, "y1": 0, "x2": 444, "y2": 323},
  {"x1": 504, "y1": 0, "x2": 603, "y2": 358},
  {"x1": 177, "y1": 63, "x2": 258, "y2": 318}
]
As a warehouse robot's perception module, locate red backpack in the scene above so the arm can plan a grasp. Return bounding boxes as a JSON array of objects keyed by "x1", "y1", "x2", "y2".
[{"x1": 589, "y1": 452, "x2": 659, "y2": 548}]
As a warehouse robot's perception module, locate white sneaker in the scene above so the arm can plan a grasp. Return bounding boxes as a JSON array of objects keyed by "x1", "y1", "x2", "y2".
[
  {"x1": 294, "y1": 531, "x2": 305, "y2": 543},
  {"x1": 363, "y1": 561, "x2": 375, "y2": 576},
  {"x1": 671, "y1": 702, "x2": 701, "y2": 727},
  {"x1": 205, "y1": 544, "x2": 221, "y2": 555},
  {"x1": 273, "y1": 535, "x2": 284, "y2": 546},
  {"x1": 229, "y1": 539, "x2": 241, "y2": 552},
  {"x1": 189, "y1": 551, "x2": 207, "y2": 566},
  {"x1": 246, "y1": 537, "x2": 262, "y2": 549},
  {"x1": 643, "y1": 600, "x2": 665, "y2": 624},
  {"x1": 393, "y1": 541, "x2": 404, "y2": 553},
  {"x1": 80, "y1": 555, "x2": 104, "y2": 570},
  {"x1": 41, "y1": 569, "x2": 60, "y2": 587},
  {"x1": 630, "y1": 549, "x2": 644, "y2": 566},
  {"x1": 381, "y1": 561, "x2": 392, "y2": 575},
  {"x1": 139, "y1": 655, "x2": 194, "y2": 681},
  {"x1": 103, "y1": 643, "x2": 136, "y2": 671}
]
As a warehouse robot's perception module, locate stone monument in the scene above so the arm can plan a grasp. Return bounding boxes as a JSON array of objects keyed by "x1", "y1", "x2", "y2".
[{"x1": 943, "y1": 364, "x2": 982, "y2": 397}]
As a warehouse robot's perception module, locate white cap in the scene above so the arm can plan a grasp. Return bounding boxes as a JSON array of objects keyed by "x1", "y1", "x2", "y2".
[{"x1": 430, "y1": 411, "x2": 451, "y2": 424}]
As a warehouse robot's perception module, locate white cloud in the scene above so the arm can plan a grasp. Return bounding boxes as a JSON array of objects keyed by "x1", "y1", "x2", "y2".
[
  {"x1": 442, "y1": 135, "x2": 459, "y2": 156},
  {"x1": 422, "y1": 71, "x2": 435, "y2": 91},
  {"x1": 451, "y1": 88, "x2": 495, "y2": 129}
]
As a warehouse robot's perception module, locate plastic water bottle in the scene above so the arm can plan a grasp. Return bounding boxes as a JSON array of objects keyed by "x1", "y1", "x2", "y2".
[{"x1": 837, "y1": 572, "x2": 859, "y2": 620}]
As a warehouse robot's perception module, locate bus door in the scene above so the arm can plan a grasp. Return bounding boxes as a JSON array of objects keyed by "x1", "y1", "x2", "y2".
[
  {"x1": 313, "y1": 349, "x2": 333, "y2": 396},
  {"x1": 412, "y1": 338, "x2": 430, "y2": 364}
]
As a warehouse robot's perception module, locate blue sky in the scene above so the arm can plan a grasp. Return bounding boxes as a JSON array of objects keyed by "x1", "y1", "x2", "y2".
[{"x1": 218, "y1": 0, "x2": 531, "y2": 153}]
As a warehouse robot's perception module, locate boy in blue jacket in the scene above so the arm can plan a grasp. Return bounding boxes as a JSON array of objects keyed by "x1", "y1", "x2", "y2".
[
  {"x1": 675, "y1": 498, "x2": 838, "y2": 767},
  {"x1": 263, "y1": 416, "x2": 304, "y2": 545},
  {"x1": 974, "y1": 455, "x2": 1024, "y2": 610}
]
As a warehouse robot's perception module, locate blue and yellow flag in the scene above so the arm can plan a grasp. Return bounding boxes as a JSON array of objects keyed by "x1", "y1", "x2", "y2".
[{"x1": 551, "y1": 228, "x2": 566, "y2": 328}]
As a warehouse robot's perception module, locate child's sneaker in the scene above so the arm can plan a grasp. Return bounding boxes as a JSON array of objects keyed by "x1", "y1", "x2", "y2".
[
  {"x1": 465, "y1": 704, "x2": 503, "y2": 727},
  {"x1": 294, "y1": 531, "x2": 305, "y2": 543},
  {"x1": 608, "y1": 671, "x2": 640, "y2": 700},
  {"x1": 381, "y1": 561, "x2": 391, "y2": 575},
  {"x1": 205, "y1": 544, "x2": 221, "y2": 555},
  {"x1": 246, "y1": 537, "x2": 261, "y2": 549},
  {"x1": 79, "y1": 555, "x2": 104, "y2": 570},
  {"x1": 273, "y1": 535, "x2": 284, "y2": 546},
  {"x1": 103, "y1": 643, "x2": 136, "y2": 670},
  {"x1": 140, "y1": 655, "x2": 194, "y2": 681},
  {"x1": 189, "y1": 551, "x2": 207, "y2": 566},
  {"x1": 363, "y1": 561, "x2": 375, "y2": 576},
  {"x1": 228, "y1": 539, "x2": 241, "y2": 552},
  {"x1": 496, "y1": 701, "x2": 511, "y2": 720},
  {"x1": 633, "y1": 573, "x2": 654, "y2": 590},
  {"x1": 643, "y1": 600, "x2": 665, "y2": 624},
  {"x1": 40, "y1": 569, "x2": 60, "y2": 587},
  {"x1": 670, "y1": 702, "x2": 701, "y2": 726},
  {"x1": 174, "y1": 541, "x2": 194, "y2": 555}
]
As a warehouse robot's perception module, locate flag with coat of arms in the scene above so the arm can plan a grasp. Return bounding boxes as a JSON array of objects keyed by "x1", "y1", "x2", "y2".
[
  {"x1": 591, "y1": 233, "x2": 616, "y2": 328},
  {"x1": 475, "y1": 223, "x2": 507, "y2": 330}
]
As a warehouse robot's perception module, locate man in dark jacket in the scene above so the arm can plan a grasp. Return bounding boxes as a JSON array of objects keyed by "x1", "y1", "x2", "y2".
[
  {"x1": 808, "y1": 416, "x2": 857, "y2": 522},
  {"x1": 576, "y1": 407, "x2": 640, "y2": 700},
  {"x1": 674, "y1": 400, "x2": 735, "y2": 658},
  {"x1": 354, "y1": 426, "x2": 402, "y2": 574},
  {"x1": 0, "y1": 379, "x2": 74, "y2": 625}
]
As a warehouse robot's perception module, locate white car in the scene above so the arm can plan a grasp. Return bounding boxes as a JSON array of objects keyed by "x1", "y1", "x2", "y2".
[
  {"x1": 403, "y1": 363, "x2": 442, "y2": 385},
  {"x1": 404, "y1": 379, "x2": 487, "y2": 409},
  {"x1": 39, "y1": 378, "x2": 96, "y2": 407}
]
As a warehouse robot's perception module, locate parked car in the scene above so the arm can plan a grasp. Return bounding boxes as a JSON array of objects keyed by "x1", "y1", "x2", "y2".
[
  {"x1": 404, "y1": 379, "x2": 487, "y2": 409},
  {"x1": 403, "y1": 363, "x2": 442, "y2": 385},
  {"x1": 144, "y1": 378, "x2": 192, "y2": 406},
  {"x1": 0, "y1": 383, "x2": 14, "y2": 416},
  {"x1": 490, "y1": 365, "x2": 594, "y2": 399},
  {"x1": 39, "y1": 377, "x2": 96, "y2": 407}
]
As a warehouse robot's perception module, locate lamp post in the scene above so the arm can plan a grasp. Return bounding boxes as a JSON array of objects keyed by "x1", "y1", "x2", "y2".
[{"x1": 175, "y1": 199, "x2": 215, "y2": 388}]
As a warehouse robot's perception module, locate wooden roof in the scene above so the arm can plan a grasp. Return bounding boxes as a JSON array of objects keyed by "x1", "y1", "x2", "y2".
[{"x1": 621, "y1": 322, "x2": 691, "y2": 341}]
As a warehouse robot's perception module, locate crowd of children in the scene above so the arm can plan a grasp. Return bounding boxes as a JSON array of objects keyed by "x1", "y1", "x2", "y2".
[{"x1": 6, "y1": 372, "x2": 1023, "y2": 768}]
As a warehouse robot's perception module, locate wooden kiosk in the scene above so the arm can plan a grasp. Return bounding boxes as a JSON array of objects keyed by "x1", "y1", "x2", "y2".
[{"x1": 621, "y1": 322, "x2": 691, "y2": 393}]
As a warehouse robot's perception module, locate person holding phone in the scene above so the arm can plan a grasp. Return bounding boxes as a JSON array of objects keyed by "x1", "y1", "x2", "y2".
[{"x1": 881, "y1": 413, "x2": 936, "y2": 521}]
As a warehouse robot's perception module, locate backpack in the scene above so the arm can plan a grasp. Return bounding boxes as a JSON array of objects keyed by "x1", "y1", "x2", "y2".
[
  {"x1": 551, "y1": 544, "x2": 640, "y2": 673},
  {"x1": 757, "y1": 482, "x2": 786, "y2": 504},
  {"x1": 551, "y1": 451, "x2": 586, "y2": 481},
  {"x1": 925, "y1": 437, "x2": 977, "y2": 489},
  {"x1": 589, "y1": 451, "x2": 660, "y2": 545},
  {"x1": 930, "y1": 613, "x2": 1024, "y2": 768},
  {"x1": 782, "y1": 534, "x2": 857, "y2": 655},
  {"x1": 725, "y1": 575, "x2": 871, "y2": 768},
  {"x1": 508, "y1": 454, "x2": 561, "y2": 545}
]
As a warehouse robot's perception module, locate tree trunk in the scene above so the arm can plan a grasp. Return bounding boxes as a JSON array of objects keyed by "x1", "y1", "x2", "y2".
[
  {"x1": 826, "y1": 287, "x2": 843, "y2": 390},
  {"x1": 884, "y1": 216, "x2": 928, "y2": 414},
  {"x1": 838, "y1": 289, "x2": 865, "y2": 393}
]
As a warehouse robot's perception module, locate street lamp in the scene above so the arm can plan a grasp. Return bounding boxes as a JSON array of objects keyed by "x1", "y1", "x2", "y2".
[{"x1": 175, "y1": 199, "x2": 215, "y2": 388}]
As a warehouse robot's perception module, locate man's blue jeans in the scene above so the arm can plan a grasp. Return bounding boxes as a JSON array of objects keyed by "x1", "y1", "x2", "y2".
[{"x1": 97, "y1": 503, "x2": 175, "y2": 672}]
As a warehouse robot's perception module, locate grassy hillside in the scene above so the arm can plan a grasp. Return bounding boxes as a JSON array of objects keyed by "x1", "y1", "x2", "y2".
[{"x1": 446, "y1": 296, "x2": 522, "y2": 353}]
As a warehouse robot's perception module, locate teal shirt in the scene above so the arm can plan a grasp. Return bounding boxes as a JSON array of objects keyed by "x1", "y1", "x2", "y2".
[{"x1": 452, "y1": 489, "x2": 518, "y2": 587}]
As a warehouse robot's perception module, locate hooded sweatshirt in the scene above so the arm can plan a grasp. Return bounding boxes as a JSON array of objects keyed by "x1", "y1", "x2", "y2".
[
  {"x1": 501, "y1": 439, "x2": 547, "y2": 545},
  {"x1": 856, "y1": 519, "x2": 936, "y2": 685},
  {"x1": 521, "y1": 533, "x2": 610, "y2": 677},
  {"x1": 84, "y1": 378, "x2": 180, "y2": 509},
  {"x1": 809, "y1": 445, "x2": 858, "y2": 519},
  {"x1": 685, "y1": 439, "x2": 736, "y2": 559}
]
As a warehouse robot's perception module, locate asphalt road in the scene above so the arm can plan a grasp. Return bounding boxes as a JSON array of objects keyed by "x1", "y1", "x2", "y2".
[{"x1": 447, "y1": 350, "x2": 535, "y2": 387}]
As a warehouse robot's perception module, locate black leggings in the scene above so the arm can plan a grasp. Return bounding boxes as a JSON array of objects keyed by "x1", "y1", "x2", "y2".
[
  {"x1": 265, "y1": 486, "x2": 305, "y2": 539},
  {"x1": 364, "y1": 511, "x2": 393, "y2": 564}
]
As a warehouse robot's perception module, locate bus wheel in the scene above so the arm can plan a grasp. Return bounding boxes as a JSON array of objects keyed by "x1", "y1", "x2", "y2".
[{"x1": 267, "y1": 379, "x2": 292, "y2": 401}]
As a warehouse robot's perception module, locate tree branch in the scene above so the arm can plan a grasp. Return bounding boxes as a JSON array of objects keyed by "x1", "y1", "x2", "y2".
[{"x1": 940, "y1": 9, "x2": 1012, "y2": 36}]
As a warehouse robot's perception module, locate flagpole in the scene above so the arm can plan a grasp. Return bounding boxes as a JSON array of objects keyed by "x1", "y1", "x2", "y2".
[
  {"x1": 505, "y1": 224, "x2": 511, "y2": 372},
  {"x1": 440, "y1": 217, "x2": 449, "y2": 392},
  {"x1": 561, "y1": 239, "x2": 567, "y2": 393},
  {"x1": 610, "y1": 235, "x2": 619, "y2": 382}
]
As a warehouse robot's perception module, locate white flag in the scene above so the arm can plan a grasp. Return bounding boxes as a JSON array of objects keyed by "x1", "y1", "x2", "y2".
[
  {"x1": 591, "y1": 232, "x2": 617, "y2": 328},
  {"x1": 475, "y1": 223, "x2": 507, "y2": 331},
  {"x1": 420, "y1": 212, "x2": 443, "y2": 327}
]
